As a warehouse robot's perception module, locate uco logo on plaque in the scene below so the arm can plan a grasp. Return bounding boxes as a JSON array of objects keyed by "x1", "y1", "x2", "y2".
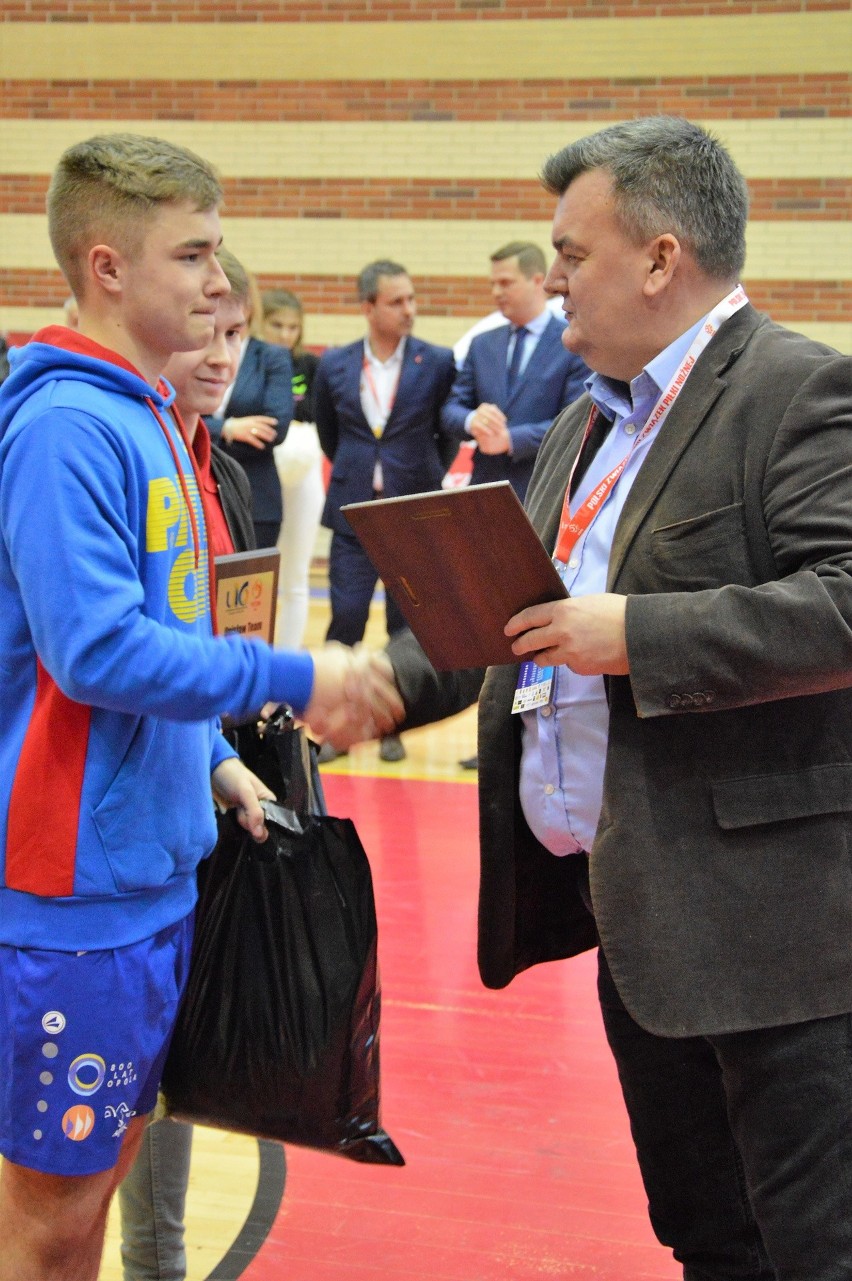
[{"x1": 214, "y1": 549, "x2": 281, "y2": 644}]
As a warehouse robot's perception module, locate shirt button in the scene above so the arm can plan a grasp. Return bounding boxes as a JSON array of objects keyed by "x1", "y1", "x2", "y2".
[
  {"x1": 544, "y1": 784, "x2": 555, "y2": 795},
  {"x1": 624, "y1": 423, "x2": 637, "y2": 435},
  {"x1": 568, "y1": 557, "x2": 579, "y2": 569},
  {"x1": 541, "y1": 705, "x2": 553, "y2": 718}
]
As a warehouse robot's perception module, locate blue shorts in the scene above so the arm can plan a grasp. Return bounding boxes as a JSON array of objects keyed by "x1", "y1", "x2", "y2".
[{"x1": 0, "y1": 912, "x2": 193, "y2": 1176}]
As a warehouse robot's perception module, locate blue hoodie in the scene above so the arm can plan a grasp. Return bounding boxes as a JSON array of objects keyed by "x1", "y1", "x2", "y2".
[{"x1": 0, "y1": 329, "x2": 315, "y2": 950}]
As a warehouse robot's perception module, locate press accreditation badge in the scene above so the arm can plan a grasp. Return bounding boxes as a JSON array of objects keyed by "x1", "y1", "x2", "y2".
[{"x1": 511, "y1": 661, "x2": 554, "y2": 714}]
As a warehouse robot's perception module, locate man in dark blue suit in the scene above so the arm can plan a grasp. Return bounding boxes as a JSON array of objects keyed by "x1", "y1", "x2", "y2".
[
  {"x1": 441, "y1": 242, "x2": 590, "y2": 501},
  {"x1": 314, "y1": 260, "x2": 456, "y2": 761},
  {"x1": 444, "y1": 243, "x2": 589, "y2": 768}
]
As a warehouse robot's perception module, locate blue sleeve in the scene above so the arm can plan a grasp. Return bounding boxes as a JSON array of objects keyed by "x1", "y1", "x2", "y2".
[
  {"x1": 507, "y1": 416, "x2": 552, "y2": 461},
  {"x1": 255, "y1": 344, "x2": 293, "y2": 448},
  {"x1": 313, "y1": 355, "x2": 340, "y2": 460},
  {"x1": 561, "y1": 353, "x2": 592, "y2": 409},
  {"x1": 209, "y1": 344, "x2": 294, "y2": 462},
  {"x1": 1, "y1": 409, "x2": 315, "y2": 722},
  {"x1": 210, "y1": 725, "x2": 238, "y2": 773},
  {"x1": 441, "y1": 352, "x2": 479, "y2": 439}
]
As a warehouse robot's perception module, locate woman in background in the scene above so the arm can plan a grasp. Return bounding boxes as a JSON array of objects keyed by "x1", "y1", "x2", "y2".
[
  {"x1": 262, "y1": 289, "x2": 325, "y2": 649},
  {"x1": 206, "y1": 272, "x2": 293, "y2": 550}
]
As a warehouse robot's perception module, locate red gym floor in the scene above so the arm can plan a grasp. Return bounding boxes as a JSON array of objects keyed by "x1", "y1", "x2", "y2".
[{"x1": 234, "y1": 772, "x2": 679, "y2": 1281}]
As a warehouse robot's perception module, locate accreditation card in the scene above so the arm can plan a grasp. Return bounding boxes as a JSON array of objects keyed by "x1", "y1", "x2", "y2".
[{"x1": 511, "y1": 661, "x2": 554, "y2": 714}]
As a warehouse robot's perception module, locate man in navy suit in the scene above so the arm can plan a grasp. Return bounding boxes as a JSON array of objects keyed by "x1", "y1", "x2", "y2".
[
  {"x1": 441, "y1": 242, "x2": 589, "y2": 501},
  {"x1": 444, "y1": 243, "x2": 589, "y2": 768},
  {"x1": 313, "y1": 260, "x2": 456, "y2": 760}
]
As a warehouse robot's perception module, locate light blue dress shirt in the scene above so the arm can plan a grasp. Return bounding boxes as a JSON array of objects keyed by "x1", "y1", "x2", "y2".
[{"x1": 519, "y1": 315, "x2": 707, "y2": 856}]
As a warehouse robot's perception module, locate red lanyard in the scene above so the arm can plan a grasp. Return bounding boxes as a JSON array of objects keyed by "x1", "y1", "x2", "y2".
[
  {"x1": 146, "y1": 396, "x2": 218, "y2": 634},
  {"x1": 362, "y1": 352, "x2": 401, "y2": 437},
  {"x1": 553, "y1": 286, "x2": 749, "y2": 566}
]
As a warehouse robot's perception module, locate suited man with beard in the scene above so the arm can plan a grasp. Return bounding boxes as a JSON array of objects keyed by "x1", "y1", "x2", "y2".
[{"x1": 313, "y1": 259, "x2": 456, "y2": 762}]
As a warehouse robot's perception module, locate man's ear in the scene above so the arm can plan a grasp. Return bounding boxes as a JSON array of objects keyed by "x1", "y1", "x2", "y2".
[
  {"x1": 643, "y1": 233, "x2": 681, "y2": 298},
  {"x1": 88, "y1": 244, "x2": 125, "y2": 297}
]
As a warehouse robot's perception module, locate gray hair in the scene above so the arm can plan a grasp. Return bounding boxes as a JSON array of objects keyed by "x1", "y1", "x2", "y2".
[{"x1": 541, "y1": 117, "x2": 748, "y2": 281}]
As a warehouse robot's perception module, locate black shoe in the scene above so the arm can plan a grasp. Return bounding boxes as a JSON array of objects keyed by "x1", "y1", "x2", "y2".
[
  {"x1": 317, "y1": 741, "x2": 348, "y2": 765},
  {"x1": 459, "y1": 755, "x2": 479, "y2": 770},
  {"x1": 379, "y1": 735, "x2": 406, "y2": 763}
]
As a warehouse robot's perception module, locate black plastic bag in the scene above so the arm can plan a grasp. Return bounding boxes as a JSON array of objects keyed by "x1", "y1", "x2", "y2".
[
  {"x1": 161, "y1": 723, "x2": 403, "y2": 1166},
  {"x1": 226, "y1": 705, "x2": 326, "y2": 819}
]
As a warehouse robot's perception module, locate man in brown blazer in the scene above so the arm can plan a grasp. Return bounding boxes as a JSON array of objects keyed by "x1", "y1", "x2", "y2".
[{"x1": 384, "y1": 117, "x2": 852, "y2": 1278}]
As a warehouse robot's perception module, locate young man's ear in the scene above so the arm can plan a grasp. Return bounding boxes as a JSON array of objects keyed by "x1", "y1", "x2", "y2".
[
  {"x1": 643, "y1": 233, "x2": 681, "y2": 299},
  {"x1": 88, "y1": 244, "x2": 125, "y2": 297}
]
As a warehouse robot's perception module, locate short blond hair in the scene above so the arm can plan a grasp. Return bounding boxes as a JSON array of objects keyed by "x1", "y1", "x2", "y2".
[{"x1": 47, "y1": 133, "x2": 223, "y2": 298}]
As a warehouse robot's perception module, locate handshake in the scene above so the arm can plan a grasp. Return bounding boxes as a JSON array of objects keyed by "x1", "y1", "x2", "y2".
[{"x1": 301, "y1": 645, "x2": 404, "y2": 751}]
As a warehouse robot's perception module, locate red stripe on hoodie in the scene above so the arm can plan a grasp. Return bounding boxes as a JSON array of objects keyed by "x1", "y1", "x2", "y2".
[
  {"x1": 30, "y1": 326, "x2": 146, "y2": 377},
  {"x1": 6, "y1": 659, "x2": 91, "y2": 896}
]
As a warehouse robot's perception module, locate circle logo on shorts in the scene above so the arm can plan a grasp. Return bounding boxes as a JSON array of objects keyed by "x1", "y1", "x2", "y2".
[
  {"x1": 62, "y1": 1104, "x2": 95, "y2": 1142},
  {"x1": 41, "y1": 1010, "x2": 66, "y2": 1035},
  {"x1": 67, "y1": 1053, "x2": 106, "y2": 1097}
]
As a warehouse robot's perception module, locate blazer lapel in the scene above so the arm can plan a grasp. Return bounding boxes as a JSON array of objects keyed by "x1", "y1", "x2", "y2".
[
  {"x1": 526, "y1": 400, "x2": 591, "y2": 555},
  {"x1": 232, "y1": 337, "x2": 260, "y2": 403},
  {"x1": 346, "y1": 341, "x2": 373, "y2": 434},
  {"x1": 504, "y1": 316, "x2": 559, "y2": 411},
  {"x1": 606, "y1": 305, "x2": 761, "y2": 590},
  {"x1": 384, "y1": 339, "x2": 421, "y2": 432}
]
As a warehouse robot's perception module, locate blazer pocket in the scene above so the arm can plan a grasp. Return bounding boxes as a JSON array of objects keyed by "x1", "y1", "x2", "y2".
[
  {"x1": 649, "y1": 502, "x2": 749, "y2": 590},
  {"x1": 712, "y1": 762, "x2": 852, "y2": 830}
]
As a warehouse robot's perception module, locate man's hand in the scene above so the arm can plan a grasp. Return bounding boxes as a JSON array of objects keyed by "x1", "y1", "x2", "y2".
[
  {"x1": 469, "y1": 403, "x2": 510, "y2": 454},
  {"x1": 222, "y1": 415, "x2": 278, "y2": 449},
  {"x1": 304, "y1": 644, "x2": 405, "y2": 749},
  {"x1": 505, "y1": 594, "x2": 630, "y2": 675},
  {"x1": 211, "y1": 757, "x2": 276, "y2": 843},
  {"x1": 471, "y1": 420, "x2": 512, "y2": 455}
]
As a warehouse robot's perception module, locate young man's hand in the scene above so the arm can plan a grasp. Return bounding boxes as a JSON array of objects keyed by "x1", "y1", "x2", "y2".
[
  {"x1": 211, "y1": 757, "x2": 275, "y2": 843},
  {"x1": 304, "y1": 644, "x2": 404, "y2": 749}
]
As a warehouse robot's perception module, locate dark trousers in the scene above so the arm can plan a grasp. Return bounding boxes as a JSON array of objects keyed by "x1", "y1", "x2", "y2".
[
  {"x1": 253, "y1": 519, "x2": 281, "y2": 551},
  {"x1": 326, "y1": 527, "x2": 406, "y2": 646},
  {"x1": 597, "y1": 949, "x2": 852, "y2": 1279}
]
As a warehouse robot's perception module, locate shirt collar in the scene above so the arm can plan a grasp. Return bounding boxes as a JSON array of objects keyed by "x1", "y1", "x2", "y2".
[
  {"x1": 364, "y1": 335, "x2": 407, "y2": 367},
  {"x1": 515, "y1": 307, "x2": 550, "y2": 339},
  {"x1": 586, "y1": 312, "x2": 708, "y2": 424}
]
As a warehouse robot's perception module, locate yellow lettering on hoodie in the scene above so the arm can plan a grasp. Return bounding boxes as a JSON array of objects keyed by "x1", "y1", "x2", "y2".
[
  {"x1": 168, "y1": 549, "x2": 209, "y2": 623},
  {"x1": 147, "y1": 476, "x2": 209, "y2": 624},
  {"x1": 146, "y1": 477, "x2": 186, "y2": 553}
]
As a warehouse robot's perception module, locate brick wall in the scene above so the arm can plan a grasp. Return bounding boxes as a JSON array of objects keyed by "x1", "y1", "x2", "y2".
[{"x1": 0, "y1": 1, "x2": 849, "y2": 350}]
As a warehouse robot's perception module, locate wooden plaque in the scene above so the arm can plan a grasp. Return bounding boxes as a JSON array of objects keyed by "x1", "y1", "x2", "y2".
[
  {"x1": 343, "y1": 483, "x2": 567, "y2": 670},
  {"x1": 214, "y1": 548, "x2": 280, "y2": 644}
]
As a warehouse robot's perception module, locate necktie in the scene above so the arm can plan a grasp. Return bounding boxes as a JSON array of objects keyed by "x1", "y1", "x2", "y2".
[{"x1": 506, "y1": 326, "x2": 528, "y2": 392}]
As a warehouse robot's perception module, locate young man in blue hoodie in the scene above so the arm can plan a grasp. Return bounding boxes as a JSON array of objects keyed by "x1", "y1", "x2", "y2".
[{"x1": 0, "y1": 133, "x2": 402, "y2": 1281}]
